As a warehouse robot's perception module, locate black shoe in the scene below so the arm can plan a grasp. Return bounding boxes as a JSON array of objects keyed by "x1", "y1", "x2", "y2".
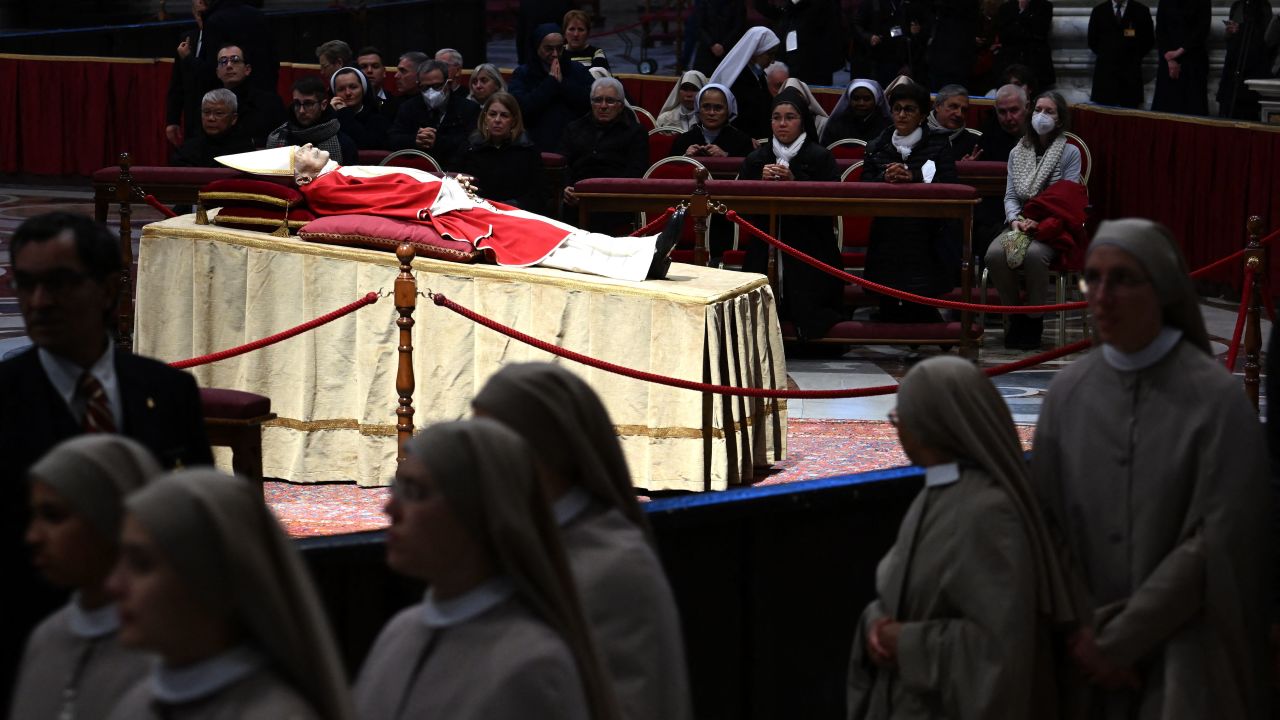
[
  {"x1": 1008, "y1": 316, "x2": 1044, "y2": 350},
  {"x1": 646, "y1": 209, "x2": 685, "y2": 280},
  {"x1": 1003, "y1": 315, "x2": 1027, "y2": 349}
]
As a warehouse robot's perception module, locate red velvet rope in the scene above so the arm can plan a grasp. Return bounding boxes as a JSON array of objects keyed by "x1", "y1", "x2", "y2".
[
  {"x1": 1224, "y1": 265, "x2": 1256, "y2": 371},
  {"x1": 170, "y1": 292, "x2": 379, "y2": 369},
  {"x1": 432, "y1": 292, "x2": 1092, "y2": 398},
  {"x1": 630, "y1": 207, "x2": 676, "y2": 237},
  {"x1": 727, "y1": 211, "x2": 1090, "y2": 314},
  {"x1": 1190, "y1": 226, "x2": 1280, "y2": 279},
  {"x1": 143, "y1": 194, "x2": 178, "y2": 219}
]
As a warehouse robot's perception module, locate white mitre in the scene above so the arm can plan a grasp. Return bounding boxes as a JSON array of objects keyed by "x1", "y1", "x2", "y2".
[{"x1": 214, "y1": 145, "x2": 299, "y2": 175}]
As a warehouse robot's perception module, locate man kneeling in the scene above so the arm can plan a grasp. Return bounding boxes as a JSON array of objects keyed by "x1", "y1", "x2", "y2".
[{"x1": 217, "y1": 144, "x2": 682, "y2": 282}]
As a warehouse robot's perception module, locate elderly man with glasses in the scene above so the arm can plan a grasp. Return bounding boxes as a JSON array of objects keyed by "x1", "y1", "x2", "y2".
[
  {"x1": 559, "y1": 76, "x2": 649, "y2": 230},
  {"x1": 171, "y1": 88, "x2": 255, "y2": 166},
  {"x1": 265, "y1": 75, "x2": 358, "y2": 165},
  {"x1": 1031, "y1": 219, "x2": 1272, "y2": 719}
]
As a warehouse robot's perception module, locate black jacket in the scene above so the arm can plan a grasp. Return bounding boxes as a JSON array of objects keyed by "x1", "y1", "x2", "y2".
[
  {"x1": 198, "y1": 0, "x2": 278, "y2": 95},
  {"x1": 994, "y1": 0, "x2": 1057, "y2": 87},
  {"x1": 692, "y1": 0, "x2": 748, "y2": 75},
  {"x1": 753, "y1": 0, "x2": 846, "y2": 85},
  {"x1": 336, "y1": 104, "x2": 392, "y2": 150},
  {"x1": 854, "y1": 0, "x2": 933, "y2": 85},
  {"x1": 231, "y1": 83, "x2": 288, "y2": 148},
  {"x1": 171, "y1": 125, "x2": 256, "y2": 166},
  {"x1": 1088, "y1": 0, "x2": 1155, "y2": 107},
  {"x1": 561, "y1": 111, "x2": 650, "y2": 185},
  {"x1": 669, "y1": 123, "x2": 756, "y2": 158},
  {"x1": 740, "y1": 139, "x2": 843, "y2": 338},
  {"x1": 388, "y1": 91, "x2": 481, "y2": 167},
  {"x1": 508, "y1": 56, "x2": 594, "y2": 152},
  {"x1": 1151, "y1": 0, "x2": 1210, "y2": 114},
  {"x1": 927, "y1": 0, "x2": 982, "y2": 89},
  {"x1": 456, "y1": 131, "x2": 548, "y2": 214},
  {"x1": 729, "y1": 68, "x2": 775, "y2": 142},
  {"x1": 821, "y1": 110, "x2": 889, "y2": 145},
  {"x1": 1, "y1": 347, "x2": 213, "y2": 702},
  {"x1": 862, "y1": 127, "x2": 961, "y2": 298}
]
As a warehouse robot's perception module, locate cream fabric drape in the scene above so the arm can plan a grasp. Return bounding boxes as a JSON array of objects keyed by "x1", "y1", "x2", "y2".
[{"x1": 135, "y1": 215, "x2": 787, "y2": 491}]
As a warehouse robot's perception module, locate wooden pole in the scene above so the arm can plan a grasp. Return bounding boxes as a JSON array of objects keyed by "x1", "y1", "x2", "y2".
[
  {"x1": 959, "y1": 207, "x2": 975, "y2": 359},
  {"x1": 1243, "y1": 216, "x2": 1264, "y2": 411},
  {"x1": 115, "y1": 152, "x2": 135, "y2": 352},
  {"x1": 394, "y1": 243, "x2": 417, "y2": 461},
  {"x1": 691, "y1": 168, "x2": 710, "y2": 267}
]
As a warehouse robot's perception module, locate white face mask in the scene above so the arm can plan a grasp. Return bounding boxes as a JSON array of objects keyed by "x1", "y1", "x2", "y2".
[
  {"x1": 1031, "y1": 110, "x2": 1056, "y2": 136},
  {"x1": 422, "y1": 88, "x2": 446, "y2": 109}
]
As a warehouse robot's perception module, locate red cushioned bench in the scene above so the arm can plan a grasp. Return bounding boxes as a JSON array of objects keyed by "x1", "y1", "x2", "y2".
[{"x1": 199, "y1": 387, "x2": 277, "y2": 489}]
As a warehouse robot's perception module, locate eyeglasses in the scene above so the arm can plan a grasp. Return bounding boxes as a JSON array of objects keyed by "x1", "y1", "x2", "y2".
[
  {"x1": 202, "y1": 108, "x2": 231, "y2": 118},
  {"x1": 1079, "y1": 268, "x2": 1151, "y2": 294},
  {"x1": 700, "y1": 103, "x2": 726, "y2": 112},
  {"x1": 11, "y1": 269, "x2": 91, "y2": 295},
  {"x1": 216, "y1": 55, "x2": 243, "y2": 66},
  {"x1": 890, "y1": 104, "x2": 920, "y2": 115},
  {"x1": 591, "y1": 96, "x2": 622, "y2": 106},
  {"x1": 292, "y1": 99, "x2": 322, "y2": 110}
]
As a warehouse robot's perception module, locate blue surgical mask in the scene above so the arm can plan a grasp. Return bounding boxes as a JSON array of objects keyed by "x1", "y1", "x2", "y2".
[{"x1": 1031, "y1": 110, "x2": 1056, "y2": 136}]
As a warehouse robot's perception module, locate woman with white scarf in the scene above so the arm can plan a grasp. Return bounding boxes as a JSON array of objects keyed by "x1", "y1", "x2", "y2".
[
  {"x1": 741, "y1": 86, "x2": 843, "y2": 339},
  {"x1": 10, "y1": 436, "x2": 161, "y2": 720},
  {"x1": 105, "y1": 469, "x2": 354, "y2": 720},
  {"x1": 983, "y1": 91, "x2": 1083, "y2": 349},
  {"x1": 821, "y1": 78, "x2": 891, "y2": 145},
  {"x1": 655, "y1": 70, "x2": 708, "y2": 130},
  {"x1": 861, "y1": 79, "x2": 961, "y2": 323}
]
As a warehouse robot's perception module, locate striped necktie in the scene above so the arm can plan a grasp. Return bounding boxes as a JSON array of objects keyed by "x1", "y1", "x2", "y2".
[{"x1": 77, "y1": 372, "x2": 116, "y2": 433}]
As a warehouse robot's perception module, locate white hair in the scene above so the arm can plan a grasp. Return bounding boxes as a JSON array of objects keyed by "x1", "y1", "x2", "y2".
[
  {"x1": 764, "y1": 61, "x2": 789, "y2": 78},
  {"x1": 994, "y1": 83, "x2": 1028, "y2": 106},
  {"x1": 435, "y1": 48, "x2": 463, "y2": 67},
  {"x1": 202, "y1": 88, "x2": 237, "y2": 113},
  {"x1": 590, "y1": 76, "x2": 625, "y2": 99}
]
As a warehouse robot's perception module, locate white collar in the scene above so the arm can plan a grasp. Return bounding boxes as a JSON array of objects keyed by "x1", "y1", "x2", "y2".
[
  {"x1": 924, "y1": 462, "x2": 962, "y2": 488},
  {"x1": 891, "y1": 127, "x2": 923, "y2": 159},
  {"x1": 67, "y1": 593, "x2": 121, "y2": 639},
  {"x1": 151, "y1": 646, "x2": 264, "y2": 704},
  {"x1": 38, "y1": 340, "x2": 113, "y2": 404},
  {"x1": 421, "y1": 576, "x2": 514, "y2": 628},
  {"x1": 38, "y1": 339, "x2": 122, "y2": 429},
  {"x1": 1102, "y1": 327, "x2": 1183, "y2": 371},
  {"x1": 552, "y1": 486, "x2": 593, "y2": 527}
]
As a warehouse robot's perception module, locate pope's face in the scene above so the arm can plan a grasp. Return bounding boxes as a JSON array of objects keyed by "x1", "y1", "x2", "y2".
[{"x1": 294, "y1": 144, "x2": 331, "y2": 181}]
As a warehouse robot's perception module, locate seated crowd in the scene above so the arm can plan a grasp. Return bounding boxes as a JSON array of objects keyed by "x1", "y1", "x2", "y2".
[
  {"x1": 3, "y1": 206, "x2": 1273, "y2": 719},
  {"x1": 161, "y1": 14, "x2": 1104, "y2": 348}
]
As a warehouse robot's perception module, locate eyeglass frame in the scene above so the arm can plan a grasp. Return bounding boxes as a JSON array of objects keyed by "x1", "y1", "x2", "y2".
[{"x1": 216, "y1": 55, "x2": 244, "y2": 66}]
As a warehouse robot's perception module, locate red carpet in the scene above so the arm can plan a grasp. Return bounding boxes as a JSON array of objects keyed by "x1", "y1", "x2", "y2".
[{"x1": 267, "y1": 420, "x2": 1037, "y2": 538}]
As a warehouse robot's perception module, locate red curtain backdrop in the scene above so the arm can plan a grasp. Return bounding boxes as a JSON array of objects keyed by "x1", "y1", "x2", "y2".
[{"x1": 4, "y1": 55, "x2": 1277, "y2": 289}]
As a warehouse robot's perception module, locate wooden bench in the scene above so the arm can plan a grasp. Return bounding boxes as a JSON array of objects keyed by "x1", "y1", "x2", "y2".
[{"x1": 572, "y1": 172, "x2": 983, "y2": 354}]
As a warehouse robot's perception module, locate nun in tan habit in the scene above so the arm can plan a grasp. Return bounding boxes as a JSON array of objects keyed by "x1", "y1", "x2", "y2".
[
  {"x1": 473, "y1": 363, "x2": 693, "y2": 720},
  {"x1": 104, "y1": 469, "x2": 353, "y2": 720},
  {"x1": 354, "y1": 418, "x2": 621, "y2": 720},
  {"x1": 10, "y1": 436, "x2": 161, "y2": 720},
  {"x1": 1031, "y1": 219, "x2": 1272, "y2": 719},
  {"x1": 847, "y1": 355, "x2": 1078, "y2": 720}
]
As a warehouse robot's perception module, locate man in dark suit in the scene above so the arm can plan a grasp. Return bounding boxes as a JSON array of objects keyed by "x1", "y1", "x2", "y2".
[
  {"x1": 1088, "y1": 0, "x2": 1155, "y2": 106},
  {"x1": 388, "y1": 58, "x2": 481, "y2": 167},
  {"x1": 1, "y1": 212, "x2": 213, "y2": 704}
]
